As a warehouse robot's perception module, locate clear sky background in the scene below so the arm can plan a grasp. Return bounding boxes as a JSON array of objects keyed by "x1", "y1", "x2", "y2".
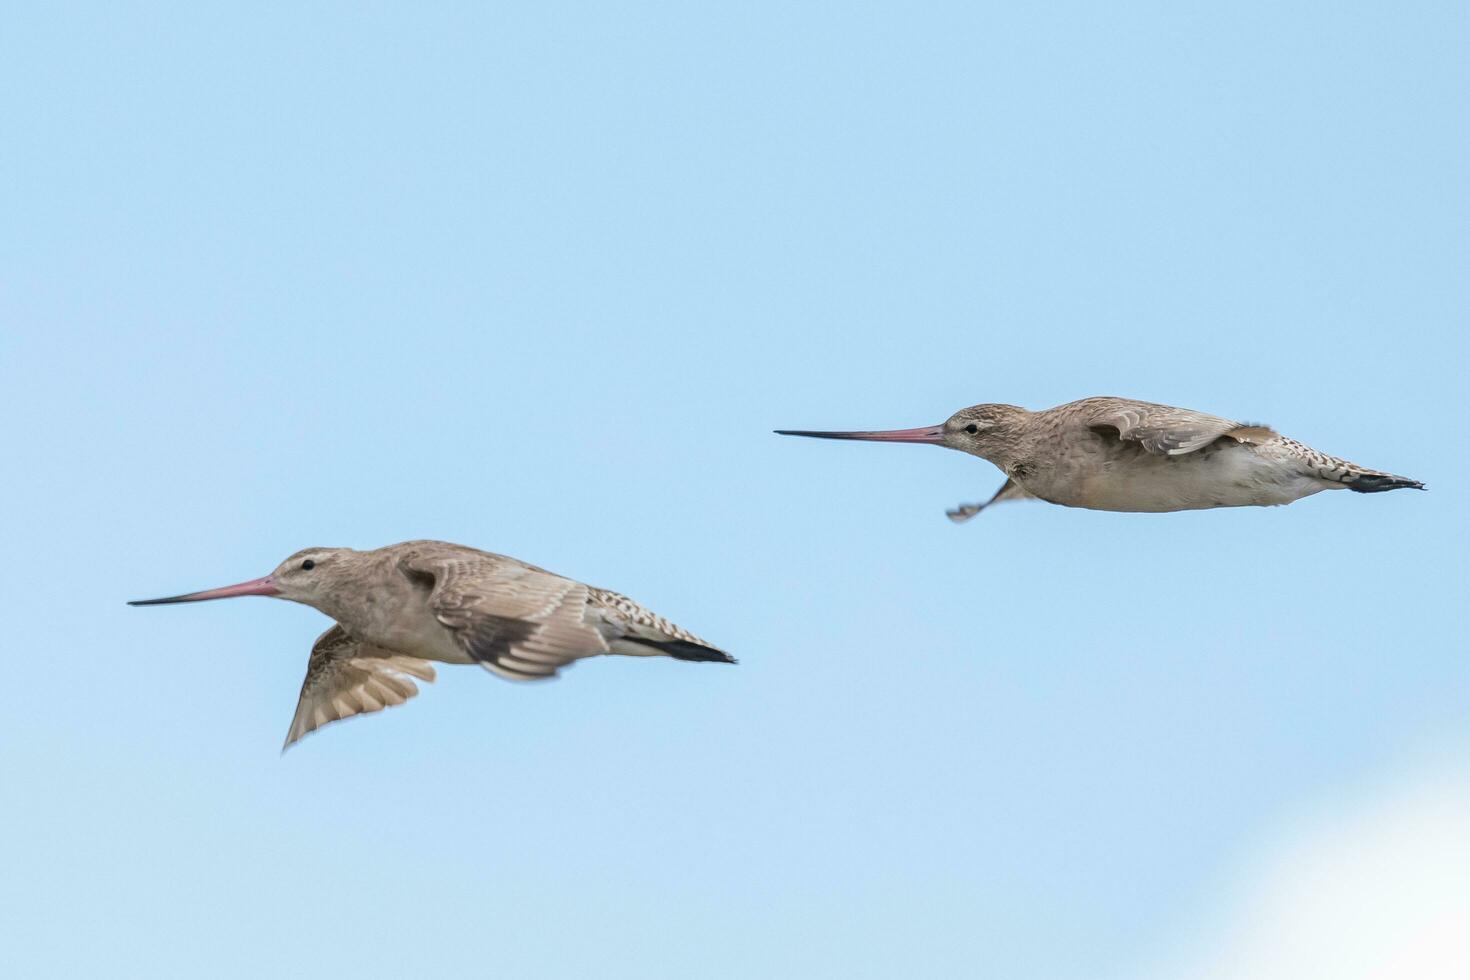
[{"x1": 2, "y1": 3, "x2": 1466, "y2": 978}]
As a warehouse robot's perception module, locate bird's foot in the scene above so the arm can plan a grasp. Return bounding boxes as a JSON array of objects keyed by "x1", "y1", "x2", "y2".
[{"x1": 946, "y1": 503, "x2": 984, "y2": 523}]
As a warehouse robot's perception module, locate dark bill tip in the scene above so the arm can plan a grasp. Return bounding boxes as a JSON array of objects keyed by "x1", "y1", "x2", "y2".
[
  {"x1": 774, "y1": 425, "x2": 946, "y2": 445},
  {"x1": 128, "y1": 575, "x2": 279, "y2": 607},
  {"x1": 773, "y1": 429, "x2": 875, "y2": 440}
]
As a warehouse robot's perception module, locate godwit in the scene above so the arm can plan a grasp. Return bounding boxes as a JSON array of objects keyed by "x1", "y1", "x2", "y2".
[
  {"x1": 130, "y1": 540, "x2": 734, "y2": 749},
  {"x1": 778, "y1": 396, "x2": 1424, "y2": 521}
]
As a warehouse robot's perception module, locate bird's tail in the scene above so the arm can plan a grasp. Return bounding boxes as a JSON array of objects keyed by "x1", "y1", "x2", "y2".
[
  {"x1": 1281, "y1": 437, "x2": 1425, "y2": 493},
  {"x1": 1343, "y1": 471, "x2": 1426, "y2": 493},
  {"x1": 622, "y1": 636, "x2": 737, "y2": 664},
  {"x1": 1321, "y1": 456, "x2": 1425, "y2": 493}
]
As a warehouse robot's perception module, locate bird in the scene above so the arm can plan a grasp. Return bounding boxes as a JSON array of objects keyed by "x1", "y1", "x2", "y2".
[
  {"x1": 777, "y1": 396, "x2": 1424, "y2": 522},
  {"x1": 130, "y1": 539, "x2": 734, "y2": 749}
]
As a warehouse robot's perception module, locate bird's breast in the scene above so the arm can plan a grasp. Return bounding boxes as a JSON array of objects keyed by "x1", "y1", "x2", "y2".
[{"x1": 344, "y1": 590, "x2": 477, "y2": 665}]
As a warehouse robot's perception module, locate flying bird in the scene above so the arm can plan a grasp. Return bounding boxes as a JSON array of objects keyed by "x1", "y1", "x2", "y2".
[
  {"x1": 130, "y1": 540, "x2": 733, "y2": 749},
  {"x1": 777, "y1": 396, "x2": 1424, "y2": 521}
]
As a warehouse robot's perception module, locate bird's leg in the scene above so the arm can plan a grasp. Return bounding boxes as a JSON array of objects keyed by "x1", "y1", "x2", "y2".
[
  {"x1": 946, "y1": 500, "x2": 987, "y2": 523},
  {"x1": 945, "y1": 478, "x2": 1033, "y2": 524}
]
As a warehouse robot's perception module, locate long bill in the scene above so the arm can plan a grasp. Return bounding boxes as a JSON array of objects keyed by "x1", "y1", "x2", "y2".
[
  {"x1": 773, "y1": 424, "x2": 946, "y2": 444},
  {"x1": 128, "y1": 575, "x2": 279, "y2": 606}
]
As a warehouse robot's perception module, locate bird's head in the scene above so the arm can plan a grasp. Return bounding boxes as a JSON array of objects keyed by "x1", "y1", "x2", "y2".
[
  {"x1": 128, "y1": 546, "x2": 356, "y2": 611},
  {"x1": 776, "y1": 402, "x2": 1029, "y2": 464}
]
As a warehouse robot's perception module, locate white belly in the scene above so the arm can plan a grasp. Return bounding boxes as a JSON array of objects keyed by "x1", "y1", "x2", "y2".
[{"x1": 1064, "y1": 444, "x2": 1331, "y2": 512}]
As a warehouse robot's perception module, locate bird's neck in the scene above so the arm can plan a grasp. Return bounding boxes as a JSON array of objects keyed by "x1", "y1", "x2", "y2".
[
  {"x1": 972, "y1": 428, "x2": 1026, "y2": 470},
  {"x1": 307, "y1": 555, "x2": 409, "y2": 639}
]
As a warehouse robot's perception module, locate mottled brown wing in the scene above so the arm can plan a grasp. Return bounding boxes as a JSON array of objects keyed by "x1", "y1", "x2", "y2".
[
  {"x1": 284, "y1": 624, "x2": 436, "y2": 750},
  {"x1": 398, "y1": 546, "x2": 609, "y2": 682},
  {"x1": 1087, "y1": 400, "x2": 1273, "y2": 456}
]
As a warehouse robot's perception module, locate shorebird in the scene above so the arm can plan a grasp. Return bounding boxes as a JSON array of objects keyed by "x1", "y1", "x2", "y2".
[
  {"x1": 130, "y1": 540, "x2": 733, "y2": 749},
  {"x1": 777, "y1": 396, "x2": 1424, "y2": 521}
]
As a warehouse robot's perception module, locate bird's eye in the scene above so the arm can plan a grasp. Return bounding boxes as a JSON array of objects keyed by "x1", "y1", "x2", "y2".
[
  {"x1": 301, "y1": 559, "x2": 316, "y2": 571},
  {"x1": 965, "y1": 424, "x2": 979, "y2": 434}
]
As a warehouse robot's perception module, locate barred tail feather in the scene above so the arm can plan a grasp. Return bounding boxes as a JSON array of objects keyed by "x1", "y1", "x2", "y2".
[
  {"x1": 1345, "y1": 472, "x2": 1426, "y2": 493},
  {"x1": 618, "y1": 636, "x2": 737, "y2": 664}
]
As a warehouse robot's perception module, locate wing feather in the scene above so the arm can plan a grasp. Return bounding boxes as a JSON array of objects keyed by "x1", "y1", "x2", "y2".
[
  {"x1": 1085, "y1": 399, "x2": 1276, "y2": 456},
  {"x1": 283, "y1": 625, "x2": 436, "y2": 750},
  {"x1": 398, "y1": 545, "x2": 609, "y2": 681}
]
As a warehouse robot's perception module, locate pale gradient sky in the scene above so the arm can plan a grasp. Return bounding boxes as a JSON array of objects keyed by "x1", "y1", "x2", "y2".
[{"x1": 2, "y1": 3, "x2": 1466, "y2": 978}]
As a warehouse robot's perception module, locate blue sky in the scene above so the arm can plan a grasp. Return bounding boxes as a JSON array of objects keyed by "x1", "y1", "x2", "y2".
[{"x1": 2, "y1": 3, "x2": 1465, "y2": 977}]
